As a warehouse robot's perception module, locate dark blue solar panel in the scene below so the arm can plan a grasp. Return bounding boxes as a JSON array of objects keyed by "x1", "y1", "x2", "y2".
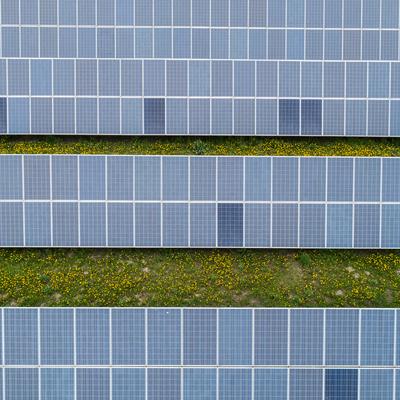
[
  {"x1": 325, "y1": 369, "x2": 358, "y2": 400},
  {"x1": 218, "y1": 204, "x2": 243, "y2": 247}
]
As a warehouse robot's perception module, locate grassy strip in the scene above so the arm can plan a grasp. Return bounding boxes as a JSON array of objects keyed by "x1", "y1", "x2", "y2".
[
  {"x1": 1, "y1": 136, "x2": 400, "y2": 156},
  {"x1": 1, "y1": 136, "x2": 399, "y2": 307},
  {"x1": 0, "y1": 249, "x2": 398, "y2": 307}
]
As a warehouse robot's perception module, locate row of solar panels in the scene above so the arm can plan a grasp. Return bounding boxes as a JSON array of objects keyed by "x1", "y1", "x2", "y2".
[
  {"x1": 0, "y1": 367, "x2": 397, "y2": 400},
  {"x1": 0, "y1": 308, "x2": 397, "y2": 366},
  {"x1": 2, "y1": 0, "x2": 399, "y2": 30},
  {"x1": 1, "y1": 367, "x2": 399, "y2": 400},
  {"x1": 1, "y1": 155, "x2": 400, "y2": 248},
  {"x1": 3, "y1": 59, "x2": 399, "y2": 98},
  {"x1": 2, "y1": 98, "x2": 399, "y2": 136},
  {"x1": 2, "y1": 26, "x2": 399, "y2": 61}
]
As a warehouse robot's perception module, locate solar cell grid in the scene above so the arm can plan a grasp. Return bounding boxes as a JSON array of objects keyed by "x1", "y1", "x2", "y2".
[
  {"x1": 0, "y1": 1, "x2": 398, "y2": 136},
  {"x1": 0, "y1": 308, "x2": 398, "y2": 398},
  {"x1": 0, "y1": 154, "x2": 400, "y2": 249}
]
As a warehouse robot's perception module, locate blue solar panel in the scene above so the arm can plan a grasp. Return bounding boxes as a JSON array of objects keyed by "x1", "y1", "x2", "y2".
[
  {"x1": 1, "y1": 154, "x2": 400, "y2": 249},
  {"x1": 0, "y1": 1, "x2": 398, "y2": 136},
  {"x1": 0, "y1": 308, "x2": 398, "y2": 397}
]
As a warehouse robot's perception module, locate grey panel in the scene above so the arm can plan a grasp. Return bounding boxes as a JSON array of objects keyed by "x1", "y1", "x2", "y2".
[
  {"x1": 80, "y1": 203, "x2": 106, "y2": 247},
  {"x1": 135, "y1": 157, "x2": 161, "y2": 201},
  {"x1": 135, "y1": 203, "x2": 161, "y2": 247},
  {"x1": 163, "y1": 157, "x2": 188, "y2": 201},
  {"x1": 76, "y1": 309, "x2": 110, "y2": 365},
  {"x1": 52, "y1": 156, "x2": 78, "y2": 200},
  {"x1": 245, "y1": 158, "x2": 271, "y2": 201},
  {"x1": 272, "y1": 204, "x2": 298, "y2": 248},
  {"x1": 108, "y1": 203, "x2": 134, "y2": 247},
  {"x1": 53, "y1": 203, "x2": 79, "y2": 246},
  {"x1": 184, "y1": 309, "x2": 217, "y2": 365},
  {"x1": 272, "y1": 158, "x2": 298, "y2": 201},
  {"x1": 163, "y1": 203, "x2": 188, "y2": 247},
  {"x1": 24, "y1": 155, "x2": 50, "y2": 200},
  {"x1": 190, "y1": 203, "x2": 216, "y2": 247},
  {"x1": 106, "y1": 156, "x2": 134, "y2": 201},
  {"x1": 79, "y1": 156, "x2": 106, "y2": 201},
  {"x1": 218, "y1": 157, "x2": 243, "y2": 201},
  {"x1": 190, "y1": 157, "x2": 216, "y2": 201},
  {"x1": 299, "y1": 204, "x2": 325, "y2": 248},
  {"x1": 25, "y1": 202, "x2": 51, "y2": 246}
]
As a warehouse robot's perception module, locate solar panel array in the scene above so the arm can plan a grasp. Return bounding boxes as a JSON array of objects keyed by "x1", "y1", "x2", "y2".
[
  {"x1": 0, "y1": 0, "x2": 399, "y2": 136},
  {"x1": 2, "y1": 154, "x2": 400, "y2": 249},
  {"x1": 0, "y1": 307, "x2": 398, "y2": 399}
]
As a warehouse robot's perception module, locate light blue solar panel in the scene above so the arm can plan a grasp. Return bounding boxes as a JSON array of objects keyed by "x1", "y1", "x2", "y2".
[
  {"x1": 254, "y1": 369, "x2": 287, "y2": 400},
  {"x1": 219, "y1": 309, "x2": 252, "y2": 365},
  {"x1": 272, "y1": 158, "x2": 298, "y2": 201},
  {"x1": 108, "y1": 203, "x2": 134, "y2": 247},
  {"x1": 300, "y1": 158, "x2": 326, "y2": 201},
  {"x1": 77, "y1": 369, "x2": 109, "y2": 400},
  {"x1": 163, "y1": 203, "x2": 189, "y2": 247},
  {"x1": 25, "y1": 203, "x2": 51, "y2": 246},
  {"x1": 218, "y1": 158, "x2": 243, "y2": 201},
  {"x1": 148, "y1": 309, "x2": 181, "y2": 365},
  {"x1": 354, "y1": 205, "x2": 380, "y2": 248},
  {"x1": 245, "y1": 204, "x2": 270, "y2": 247},
  {"x1": 382, "y1": 205, "x2": 400, "y2": 248},
  {"x1": 327, "y1": 204, "x2": 353, "y2": 248},
  {"x1": 80, "y1": 203, "x2": 106, "y2": 247},
  {"x1": 272, "y1": 204, "x2": 298, "y2": 248},
  {"x1": 76, "y1": 309, "x2": 110, "y2": 365},
  {"x1": 184, "y1": 309, "x2": 216, "y2": 365},
  {"x1": 254, "y1": 309, "x2": 288, "y2": 365},
  {"x1": 355, "y1": 159, "x2": 381, "y2": 202},
  {"x1": 52, "y1": 156, "x2": 78, "y2": 200},
  {"x1": 107, "y1": 157, "x2": 134, "y2": 201},
  {"x1": 290, "y1": 309, "x2": 323, "y2": 365},
  {"x1": 4, "y1": 308, "x2": 37, "y2": 365},
  {"x1": 326, "y1": 309, "x2": 359, "y2": 365},
  {"x1": 382, "y1": 158, "x2": 400, "y2": 201},
  {"x1": 327, "y1": 158, "x2": 353, "y2": 201},
  {"x1": 299, "y1": 204, "x2": 325, "y2": 248},
  {"x1": 0, "y1": 156, "x2": 22, "y2": 200},
  {"x1": 112, "y1": 369, "x2": 145, "y2": 400},
  {"x1": 52, "y1": 203, "x2": 79, "y2": 247},
  {"x1": 219, "y1": 369, "x2": 251, "y2": 400},
  {"x1": 163, "y1": 157, "x2": 188, "y2": 201},
  {"x1": 360, "y1": 369, "x2": 393, "y2": 400},
  {"x1": 290, "y1": 369, "x2": 323, "y2": 400},
  {"x1": 111, "y1": 309, "x2": 145, "y2": 365},
  {"x1": 245, "y1": 157, "x2": 271, "y2": 201},
  {"x1": 5, "y1": 368, "x2": 38, "y2": 400},
  {"x1": 190, "y1": 157, "x2": 216, "y2": 201},
  {"x1": 190, "y1": 203, "x2": 216, "y2": 247},
  {"x1": 135, "y1": 203, "x2": 161, "y2": 247},
  {"x1": 24, "y1": 155, "x2": 50, "y2": 200},
  {"x1": 361, "y1": 310, "x2": 394, "y2": 366},
  {"x1": 40, "y1": 309, "x2": 74, "y2": 365},
  {"x1": 41, "y1": 369, "x2": 74, "y2": 400},
  {"x1": 135, "y1": 157, "x2": 161, "y2": 201},
  {"x1": 79, "y1": 156, "x2": 106, "y2": 201},
  {"x1": 184, "y1": 369, "x2": 216, "y2": 400},
  {"x1": 148, "y1": 369, "x2": 181, "y2": 400}
]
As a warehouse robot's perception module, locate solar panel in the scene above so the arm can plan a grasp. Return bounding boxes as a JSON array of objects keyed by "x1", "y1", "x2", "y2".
[
  {"x1": 0, "y1": 1, "x2": 399, "y2": 136},
  {"x1": 0, "y1": 307, "x2": 398, "y2": 398},
  {"x1": 1, "y1": 154, "x2": 400, "y2": 249}
]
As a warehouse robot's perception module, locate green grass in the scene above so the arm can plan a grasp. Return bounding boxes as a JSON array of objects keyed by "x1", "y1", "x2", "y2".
[
  {"x1": 2, "y1": 135, "x2": 400, "y2": 156},
  {"x1": 0, "y1": 249, "x2": 399, "y2": 307},
  {"x1": 1, "y1": 135, "x2": 400, "y2": 307}
]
